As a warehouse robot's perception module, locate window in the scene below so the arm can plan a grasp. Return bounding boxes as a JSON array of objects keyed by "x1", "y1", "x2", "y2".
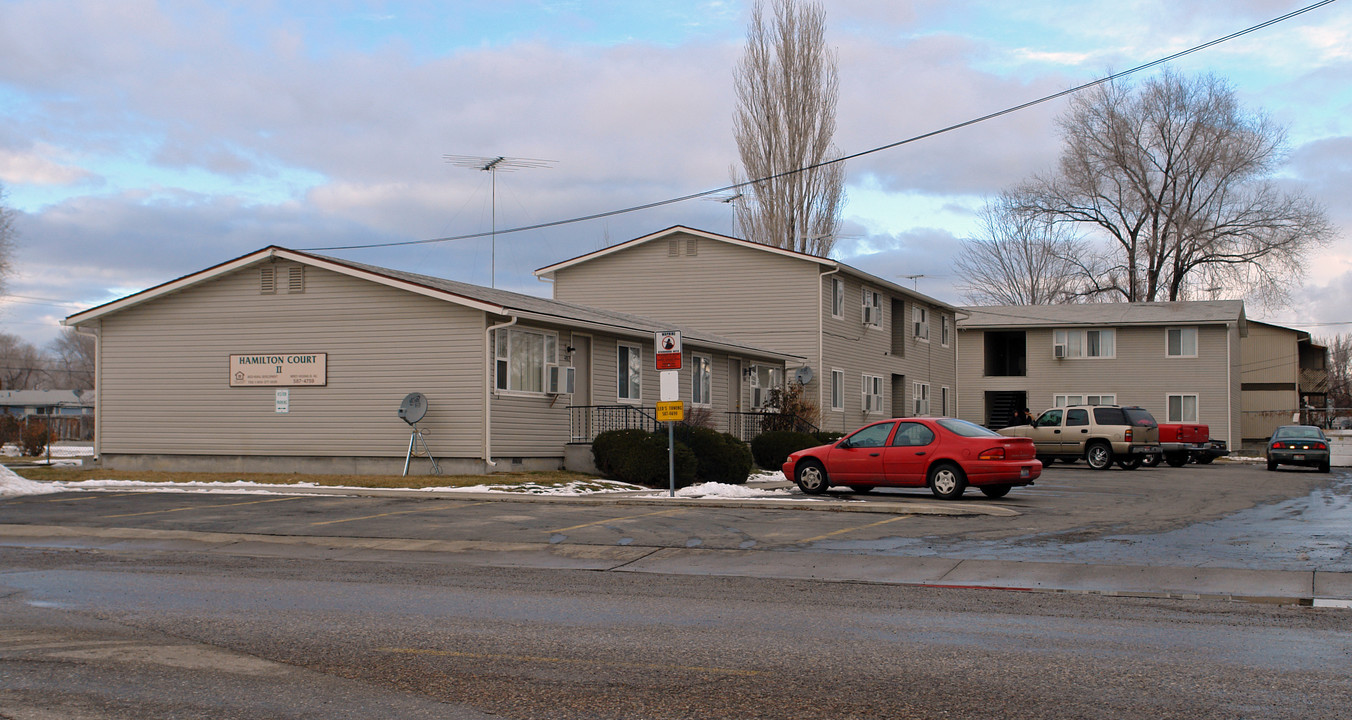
[
  {"x1": 941, "y1": 386, "x2": 950, "y2": 416},
  {"x1": 861, "y1": 288, "x2": 881, "y2": 326},
  {"x1": 830, "y1": 369, "x2": 844, "y2": 412},
  {"x1": 891, "y1": 421, "x2": 936, "y2": 447},
  {"x1": 750, "y1": 365, "x2": 782, "y2": 409},
  {"x1": 1066, "y1": 408, "x2": 1089, "y2": 426},
  {"x1": 913, "y1": 381, "x2": 930, "y2": 415},
  {"x1": 831, "y1": 278, "x2": 844, "y2": 318},
  {"x1": 941, "y1": 315, "x2": 950, "y2": 347},
  {"x1": 617, "y1": 343, "x2": 642, "y2": 402},
  {"x1": 847, "y1": 421, "x2": 894, "y2": 448},
  {"x1": 1167, "y1": 327, "x2": 1198, "y2": 357},
  {"x1": 862, "y1": 374, "x2": 884, "y2": 414},
  {"x1": 913, "y1": 306, "x2": 929, "y2": 341},
  {"x1": 691, "y1": 354, "x2": 712, "y2": 407},
  {"x1": 1054, "y1": 394, "x2": 1116, "y2": 407},
  {"x1": 1168, "y1": 393, "x2": 1199, "y2": 423},
  {"x1": 1053, "y1": 328, "x2": 1115, "y2": 358},
  {"x1": 495, "y1": 328, "x2": 558, "y2": 394}
]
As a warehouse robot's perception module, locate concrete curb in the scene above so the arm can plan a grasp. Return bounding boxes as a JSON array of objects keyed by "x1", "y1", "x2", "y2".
[{"x1": 1, "y1": 523, "x2": 1346, "y2": 604}]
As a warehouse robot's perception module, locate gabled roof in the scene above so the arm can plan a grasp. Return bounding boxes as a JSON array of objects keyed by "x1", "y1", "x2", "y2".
[
  {"x1": 0, "y1": 390, "x2": 93, "y2": 408},
  {"x1": 63, "y1": 247, "x2": 802, "y2": 362},
  {"x1": 534, "y1": 225, "x2": 959, "y2": 313},
  {"x1": 957, "y1": 300, "x2": 1247, "y2": 330}
]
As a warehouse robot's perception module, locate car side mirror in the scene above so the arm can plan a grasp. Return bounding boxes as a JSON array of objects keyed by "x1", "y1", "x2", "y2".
[{"x1": 837, "y1": 438, "x2": 852, "y2": 449}]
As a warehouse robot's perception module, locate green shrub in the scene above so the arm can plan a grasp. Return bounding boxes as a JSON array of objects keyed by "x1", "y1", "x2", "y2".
[
  {"x1": 591, "y1": 429, "x2": 697, "y2": 489},
  {"x1": 674, "y1": 425, "x2": 754, "y2": 485},
  {"x1": 751, "y1": 430, "x2": 824, "y2": 470},
  {"x1": 20, "y1": 420, "x2": 51, "y2": 457},
  {"x1": 812, "y1": 431, "x2": 844, "y2": 445}
]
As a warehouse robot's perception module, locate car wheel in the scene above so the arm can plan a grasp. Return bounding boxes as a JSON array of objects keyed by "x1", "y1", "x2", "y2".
[
  {"x1": 849, "y1": 485, "x2": 874, "y2": 494},
  {"x1": 1118, "y1": 456, "x2": 1143, "y2": 470},
  {"x1": 795, "y1": 460, "x2": 830, "y2": 495},
  {"x1": 1164, "y1": 452, "x2": 1188, "y2": 468},
  {"x1": 1142, "y1": 454, "x2": 1161, "y2": 468},
  {"x1": 1320, "y1": 462, "x2": 1331, "y2": 473},
  {"x1": 1036, "y1": 455, "x2": 1054, "y2": 466},
  {"x1": 1266, "y1": 458, "x2": 1277, "y2": 471},
  {"x1": 1085, "y1": 442, "x2": 1113, "y2": 470},
  {"x1": 1060, "y1": 457, "x2": 1079, "y2": 464},
  {"x1": 1194, "y1": 455, "x2": 1215, "y2": 465},
  {"x1": 928, "y1": 463, "x2": 968, "y2": 500},
  {"x1": 979, "y1": 484, "x2": 1012, "y2": 499}
]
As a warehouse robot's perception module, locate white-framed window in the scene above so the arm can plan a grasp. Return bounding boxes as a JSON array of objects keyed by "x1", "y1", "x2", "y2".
[
  {"x1": 691, "y1": 354, "x2": 712, "y2": 407},
  {"x1": 1053, "y1": 393, "x2": 1117, "y2": 407},
  {"x1": 750, "y1": 364, "x2": 783, "y2": 409},
  {"x1": 862, "y1": 374, "x2": 884, "y2": 414},
  {"x1": 861, "y1": 288, "x2": 881, "y2": 326},
  {"x1": 1167, "y1": 327, "x2": 1198, "y2": 358},
  {"x1": 913, "y1": 306, "x2": 929, "y2": 341},
  {"x1": 1168, "y1": 393, "x2": 1199, "y2": 423},
  {"x1": 941, "y1": 386, "x2": 950, "y2": 416},
  {"x1": 941, "y1": 315, "x2": 950, "y2": 347},
  {"x1": 617, "y1": 343, "x2": 642, "y2": 402},
  {"x1": 495, "y1": 327, "x2": 558, "y2": 394},
  {"x1": 830, "y1": 369, "x2": 844, "y2": 412},
  {"x1": 1053, "y1": 328, "x2": 1115, "y2": 358},
  {"x1": 831, "y1": 278, "x2": 844, "y2": 318},
  {"x1": 913, "y1": 381, "x2": 930, "y2": 415}
]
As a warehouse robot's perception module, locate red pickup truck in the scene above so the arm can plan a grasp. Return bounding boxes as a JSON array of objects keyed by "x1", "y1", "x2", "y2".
[{"x1": 1149, "y1": 423, "x2": 1229, "y2": 467}]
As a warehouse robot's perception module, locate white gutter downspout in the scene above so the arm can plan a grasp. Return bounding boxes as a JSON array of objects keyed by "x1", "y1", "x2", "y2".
[
  {"x1": 484, "y1": 315, "x2": 518, "y2": 470},
  {"x1": 819, "y1": 266, "x2": 841, "y2": 421}
]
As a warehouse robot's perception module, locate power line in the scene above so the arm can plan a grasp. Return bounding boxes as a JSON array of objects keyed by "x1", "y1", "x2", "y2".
[{"x1": 299, "y1": 0, "x2": 1340, "y2": 253}]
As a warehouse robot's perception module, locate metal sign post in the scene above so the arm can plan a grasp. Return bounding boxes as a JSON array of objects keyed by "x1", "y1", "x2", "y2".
[{"x1": 655, "y1": 332, "x2": 683, "y2": 496}]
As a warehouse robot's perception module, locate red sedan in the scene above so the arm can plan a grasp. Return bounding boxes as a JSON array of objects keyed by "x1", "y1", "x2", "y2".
[{"x1": 781, "y1": 417, "x2": 1042, "y2": 500}]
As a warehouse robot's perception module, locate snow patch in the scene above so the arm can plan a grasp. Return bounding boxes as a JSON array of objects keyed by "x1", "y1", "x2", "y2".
[{"x1": 0, "y1": 464, "x2": 61, "y2": 497}]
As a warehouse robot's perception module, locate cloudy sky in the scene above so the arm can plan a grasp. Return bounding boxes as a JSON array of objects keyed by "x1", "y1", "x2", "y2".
[{"x1": 2, "y1": 0, "x2": 1349, "y2": 349}]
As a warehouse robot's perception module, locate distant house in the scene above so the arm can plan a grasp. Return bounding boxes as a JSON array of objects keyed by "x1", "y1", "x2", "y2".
[
  {"x1": 63, "y1": 247, "x2": 797, "y2": 475},
  {"x1": 0, "y1": 389, "x2": 95, "y2": 441},
  {"x1": 535, "y1": 226, "x2": 960, "y2": 434},
  {"x1": 956, "y1": 301, "x2": 1247, "y2": 451},
  {"x1": 1240, "y1": 320, "x2": 1329, "y2": 447}
]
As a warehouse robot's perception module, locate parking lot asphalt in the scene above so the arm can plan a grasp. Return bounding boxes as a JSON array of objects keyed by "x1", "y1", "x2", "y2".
[{"x1": 2, "y1": 460, "x2": 1350, "y2": 606}]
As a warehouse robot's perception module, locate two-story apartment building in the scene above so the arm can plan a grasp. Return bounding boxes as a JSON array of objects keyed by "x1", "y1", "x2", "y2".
[
  {"x1": 956, "y1": 301, "x2": 1247, "y2": 450},
  {"x1": 535, "y1": 226, "x2": 959, "y2": 434},
  {"x1": 1241, "y1": 320, "x2": 1329, "y2": 448}
]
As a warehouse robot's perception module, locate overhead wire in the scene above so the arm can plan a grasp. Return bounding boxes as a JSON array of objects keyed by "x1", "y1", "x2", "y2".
[{"x1": 299, "y1": 0, "x2": 1340, "y2": 252}]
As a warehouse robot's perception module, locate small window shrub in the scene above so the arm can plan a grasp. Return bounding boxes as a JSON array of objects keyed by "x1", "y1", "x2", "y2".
[{"x1": 751, "y1": 430, "x2": 823, "y2": 470}]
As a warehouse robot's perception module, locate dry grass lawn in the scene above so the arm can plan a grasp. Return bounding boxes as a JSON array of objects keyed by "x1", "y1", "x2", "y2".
[{"x1": 16, "y1": 466, "x2": 599, "y2": 490}]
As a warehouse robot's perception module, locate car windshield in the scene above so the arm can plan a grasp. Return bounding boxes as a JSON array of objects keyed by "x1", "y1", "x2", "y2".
[
  {"x1": 1274, "y1": 426, "x2": 1324, "y2": 440},
  {"x1": 936, "y1": 418, "x2": 1000, "y2": 438}
]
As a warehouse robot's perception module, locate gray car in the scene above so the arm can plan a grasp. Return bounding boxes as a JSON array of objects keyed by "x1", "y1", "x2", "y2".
[{"x1": 1265, "y1": 425, "x2": 1331, "y2": 472}]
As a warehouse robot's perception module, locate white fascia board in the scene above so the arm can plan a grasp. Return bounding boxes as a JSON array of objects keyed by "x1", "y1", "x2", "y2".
[{"x1": 533, "y1": 225, "x2": 837, "y2": 279}]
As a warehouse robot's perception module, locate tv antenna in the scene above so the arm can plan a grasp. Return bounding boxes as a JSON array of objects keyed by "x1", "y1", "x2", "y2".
[
  {"x1": 701, "y1": 192, "x2": 744, "y2": 236},
  {"x1": 901, "y1": 274, "x2": 925, "y2": 290},
  {"x1": 398, "y1": 392, "x2": 442, "y2": 476},
  {"x1": 445, "y1": 154, "x2": 556, "y2": 287}
]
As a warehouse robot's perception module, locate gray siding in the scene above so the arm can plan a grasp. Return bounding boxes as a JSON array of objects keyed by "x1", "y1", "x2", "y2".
[{"x1": 97, "y1": 261, "x2": 486, "y2": 458}]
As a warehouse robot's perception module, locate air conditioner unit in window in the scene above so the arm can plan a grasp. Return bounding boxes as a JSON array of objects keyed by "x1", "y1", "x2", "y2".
[
  {"x1": 1054, "y1": 343, "x2": 1066, "y2": 359},
  {"x1": 547, "y1": 365, "x2": 576, "y2": 395},
  {"x1": 914, "y1": 321, "x2": 924, "y2": 338},
  {"x1": 862, "y1": 305, "x2": 876, "y2": 325}
]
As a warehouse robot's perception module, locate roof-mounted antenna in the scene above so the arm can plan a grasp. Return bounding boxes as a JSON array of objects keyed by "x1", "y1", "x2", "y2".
[{"x1": 445, "y1": 155, "x2": 557, "y2": 288}]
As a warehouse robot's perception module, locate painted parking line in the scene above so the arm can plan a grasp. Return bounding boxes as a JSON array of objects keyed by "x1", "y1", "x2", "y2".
[
  {"x1": 104, "y1": 496, "x2": 305, "y2": 519},
  {"x1": 547, "y1": 508, "x2": 686, "y2": 534},
  {"x1": 379, "y1": 646, "x2": 763, "y2": 677},
  {"x1": 309, "y1": 501, "x2": 486, "y2": 527},
  {"x1": 28, "y1": 492, "x2": 142, "y2": 503},
  {"x1": 795, "y1": 515, "x2": 912, "y2": 544}
]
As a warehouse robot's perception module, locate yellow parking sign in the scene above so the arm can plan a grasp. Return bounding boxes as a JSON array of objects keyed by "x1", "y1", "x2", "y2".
[{"x1": 656, "y1": 401, "x2": 684, "y2": 422}]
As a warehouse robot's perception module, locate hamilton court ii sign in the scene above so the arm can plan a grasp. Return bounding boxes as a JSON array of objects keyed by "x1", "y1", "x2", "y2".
[{"x1": 229, "y1": 353, "x2": 327, "y2": 387}]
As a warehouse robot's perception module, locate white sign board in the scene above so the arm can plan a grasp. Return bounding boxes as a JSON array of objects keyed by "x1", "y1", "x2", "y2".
[
  {"x1": 230, "y1": 353, "x2": 327, "y2": 387},
  {"x1": 660, "y1": 369, "x2": 679, "y2": 402},
  {"x1": 275, "y1": 388, "x2": 290, "y2": 413}
]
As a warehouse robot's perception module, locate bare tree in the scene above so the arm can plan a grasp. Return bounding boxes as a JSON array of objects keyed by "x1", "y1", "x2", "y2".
[
  {"x1": 732, "y1": 0, "x2": 844, "y2": 256},
  {"x1": 0, "y1": 333, "x2": 44, "y2": 391},
  {"x1": 1016, "y1": 70, "x2": 1333, "y2": 305},
  {"x1": 46, "y1": 328, "x2": 96, "y2": 390},
  {"x1": 1325, "y1": 333, "x2": 1352, "y2": 410},
  {"x1": 955, "y1": 192, "x2": 1087, "y2": 305}
]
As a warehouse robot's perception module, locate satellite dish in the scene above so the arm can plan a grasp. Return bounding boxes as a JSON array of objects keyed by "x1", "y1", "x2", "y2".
[
  {"x1": 794, "y1": 366, "x2": 814, "y2": 385},
  {"x1": 398, "y1": 392, "x2": 428, "y2": 425}
]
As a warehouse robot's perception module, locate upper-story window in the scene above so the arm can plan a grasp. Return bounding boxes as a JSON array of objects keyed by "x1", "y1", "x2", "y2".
[
  {"x1": 1054, "y1": 328, "x2": 1115, "y2": 358},
  {"x1": 495, "y1": 328, "x2": 558, "y2": 394},
  {"x1": 1167, "y1": 327, "x2": 1198, "y2": 357},
  {"x1": 913, "y1": 306, "x2": 929, "y2": 341},
  {"x1": 831, "y1": 278, "x2": 844, "y2": 318},
  {"x1": 830, "y1": 369, "x2": 844, "y2": 412},
  {"x1": 861, "y1": 288, "x2": 881, "y2": 326},
  {"x1": 941, "y1": 315, "x2": 950, "y2": 347}
]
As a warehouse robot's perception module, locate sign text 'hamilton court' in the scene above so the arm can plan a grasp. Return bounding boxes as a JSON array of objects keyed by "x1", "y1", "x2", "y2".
[{"x1": 229, "y1": 353, "x2": 328, "y2": 387}]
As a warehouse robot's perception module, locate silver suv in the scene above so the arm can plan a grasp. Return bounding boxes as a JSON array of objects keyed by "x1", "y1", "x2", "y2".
[{"x1": 998, "y1": 405, "x2": 1162, "y2": 470}]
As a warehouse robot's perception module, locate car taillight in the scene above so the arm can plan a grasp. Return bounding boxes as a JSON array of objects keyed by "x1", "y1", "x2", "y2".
[
  {"x1": 978, "y1": 447, "x2": 1006, "y2": 461},
  {"x1": 1314, "y1": 442, "x2": 1327, "y2": 450},
  {"x1": 1124, "y1": 428, "x2": 1133, "y2": 442},
  {"x1": 1272, "y1": 442, "x2": 1285, "y2": 449}
]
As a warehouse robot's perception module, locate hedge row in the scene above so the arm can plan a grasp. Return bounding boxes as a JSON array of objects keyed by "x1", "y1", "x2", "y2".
[
  {"x1": 592, "y1": 426, "x2": 753, "y2": 488},
  {"x1": 750, "y1": 430, "x2": 843, "y2": 471}
]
